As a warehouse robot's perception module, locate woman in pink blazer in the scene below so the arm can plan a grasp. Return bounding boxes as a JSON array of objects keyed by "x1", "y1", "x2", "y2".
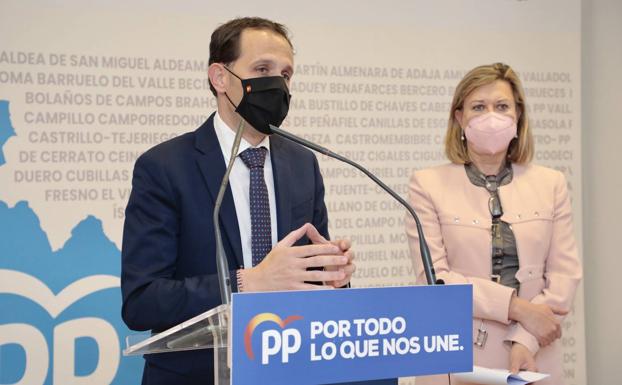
[{"x1": 406, "y1": 63, "x2": 582, "y2": 385}]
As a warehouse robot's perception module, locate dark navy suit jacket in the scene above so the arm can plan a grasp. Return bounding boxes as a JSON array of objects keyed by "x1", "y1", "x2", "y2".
[{"x1": 121, "y1": 114, "x2": 395, "y2": 385}]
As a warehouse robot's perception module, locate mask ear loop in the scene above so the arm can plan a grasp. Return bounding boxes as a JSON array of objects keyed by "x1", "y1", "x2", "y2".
[
  {"x1": 222, "y1": 64, "x2": 242, "y2": 80},
  {"x1": 220, "y1": 64, "x2": 248, "y2": 129},
  {"x1": 224, "y1": 92, "x2": 238, "y2": 110},
  {"x1": 222, "y1": 64, "x2": 243, "y2": 112}
]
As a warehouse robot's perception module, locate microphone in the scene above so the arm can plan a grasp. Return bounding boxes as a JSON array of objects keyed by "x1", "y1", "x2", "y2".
[
  {"x1": 267, "y1": 124, "x2": 439, "y2": 286},
  {"x1": 213, "y1": 120, "x2": 246, "y2": 305}
]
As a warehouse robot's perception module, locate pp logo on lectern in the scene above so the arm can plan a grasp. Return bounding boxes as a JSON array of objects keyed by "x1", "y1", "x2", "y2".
[{"x1": 244, "y1": 313, "x2": 303, "y2": 365}]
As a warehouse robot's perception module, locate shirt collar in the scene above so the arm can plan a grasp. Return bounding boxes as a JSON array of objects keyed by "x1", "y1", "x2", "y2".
[{"x1": 214, "y1": 111, "x2": 271, "y2": 162}]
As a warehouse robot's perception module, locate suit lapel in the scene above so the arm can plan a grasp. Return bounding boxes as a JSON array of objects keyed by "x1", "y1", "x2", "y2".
[
  {"x1": 194, "y1": 114, "x2": 244, "y2": 267},
  {"x1": 271, "y1": 136, "x2": 293, "y2": 240}
]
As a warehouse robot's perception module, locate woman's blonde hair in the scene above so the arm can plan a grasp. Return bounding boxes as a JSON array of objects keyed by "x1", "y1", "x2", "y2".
[{"x1": 445, "y1": 62, "x2": 533, "y2": 164}]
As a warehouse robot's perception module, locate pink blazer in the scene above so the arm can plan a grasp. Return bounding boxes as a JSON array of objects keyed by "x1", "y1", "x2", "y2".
[{"x1": 406, "y1": 163, "x2": 582, "y2": 385}]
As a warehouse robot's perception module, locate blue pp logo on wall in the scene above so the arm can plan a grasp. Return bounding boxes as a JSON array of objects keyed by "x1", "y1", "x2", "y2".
[
  {"x1": 232, "y1": 285, "x2": 473, "y2": 385},
  {"x1": 0, "y1": 100, "x2": 142, "y2": 384}
]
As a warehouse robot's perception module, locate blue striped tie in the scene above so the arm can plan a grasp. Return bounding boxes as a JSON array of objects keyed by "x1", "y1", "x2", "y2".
[{"x1": 239, "y1": 147, "x2": 271, "y2": 266}]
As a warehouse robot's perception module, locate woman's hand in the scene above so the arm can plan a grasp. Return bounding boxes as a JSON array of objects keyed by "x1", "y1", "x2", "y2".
[
  {"x1": 509, "y1": 295, "x2": 568, "y2": 347},
  {"x1": 509, "y1": 342, "x2": 537, "y2": 373}
]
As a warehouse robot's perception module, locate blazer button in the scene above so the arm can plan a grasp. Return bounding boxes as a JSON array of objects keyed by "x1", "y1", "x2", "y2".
[
  {"x1": 473, "y1": 219, "x2": 479, "y2": 224},
  {"x1": 454, "y1": 216, "x2": 460, "y2": 223},
  {"x1": 534, "y1": 211, "x2": 540, "y2": 217},
  {"x1": 516, "y1": 213, "x2": 522, "y2": 219}
]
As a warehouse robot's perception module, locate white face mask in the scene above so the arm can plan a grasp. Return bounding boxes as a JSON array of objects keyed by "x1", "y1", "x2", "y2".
[{"x1": 464, "y1": 112, "x2": 517, "y2": 155}]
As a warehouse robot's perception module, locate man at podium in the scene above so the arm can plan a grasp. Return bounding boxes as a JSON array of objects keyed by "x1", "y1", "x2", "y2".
[{"x1": 120, "y1": 16, "x2": 389, "y2": 385}]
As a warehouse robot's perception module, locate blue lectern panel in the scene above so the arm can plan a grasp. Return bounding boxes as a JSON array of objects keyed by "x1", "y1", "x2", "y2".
[{"x1": 232, "y1": 285, "x2": 472, "y2": 385}]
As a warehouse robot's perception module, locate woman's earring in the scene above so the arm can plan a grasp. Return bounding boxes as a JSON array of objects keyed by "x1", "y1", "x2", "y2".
[{"x1": 461, "y1": 130, "x2": 465, "y2": 141}]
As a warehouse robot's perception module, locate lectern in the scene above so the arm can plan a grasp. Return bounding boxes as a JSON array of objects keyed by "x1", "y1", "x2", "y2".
[
  {"x1": 124, "y1": 285, "x2": 473, "y2": 385},
  {"x1": 124, "y1": 304, "x2": 231, "y2": 385}
]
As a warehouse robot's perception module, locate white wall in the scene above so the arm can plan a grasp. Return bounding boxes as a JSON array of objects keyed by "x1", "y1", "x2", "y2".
[{"x1": 582, "y1": 0, "x2": 622, "y2": 382}]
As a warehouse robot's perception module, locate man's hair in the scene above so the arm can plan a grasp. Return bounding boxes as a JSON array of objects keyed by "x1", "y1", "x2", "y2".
[
  {"x1": 208, "y1": 17, "x2": 293, "y2": 96},
  {"x1": 445, "y1": 62, "x2": 534, "y2": 164}
]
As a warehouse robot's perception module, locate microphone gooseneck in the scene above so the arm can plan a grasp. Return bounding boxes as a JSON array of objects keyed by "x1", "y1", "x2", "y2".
[
  {"x1": 214, "y1": 119, "x2": 246, "y2": 305},
  {"x1": 269, "y1": 124, "x2": 439, "y2": 285}
]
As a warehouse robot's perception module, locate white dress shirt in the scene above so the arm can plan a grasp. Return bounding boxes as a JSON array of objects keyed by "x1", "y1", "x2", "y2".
[{"x1": 213, "y1": 112, "x2": 278, "y2": 269}]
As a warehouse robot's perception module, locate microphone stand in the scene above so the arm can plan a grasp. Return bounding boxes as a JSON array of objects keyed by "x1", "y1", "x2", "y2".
[
  {"x1": 269, "y1": 124, "x2": 439, "y2": 285},
  {"x1": 214, "y1": 120, "x2": 246, "y2": 305}
]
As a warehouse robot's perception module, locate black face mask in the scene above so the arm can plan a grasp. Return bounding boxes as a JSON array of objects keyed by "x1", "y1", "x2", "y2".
[{"x1": 224, "y1": 66, "x2": 291, "y2": 134}]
